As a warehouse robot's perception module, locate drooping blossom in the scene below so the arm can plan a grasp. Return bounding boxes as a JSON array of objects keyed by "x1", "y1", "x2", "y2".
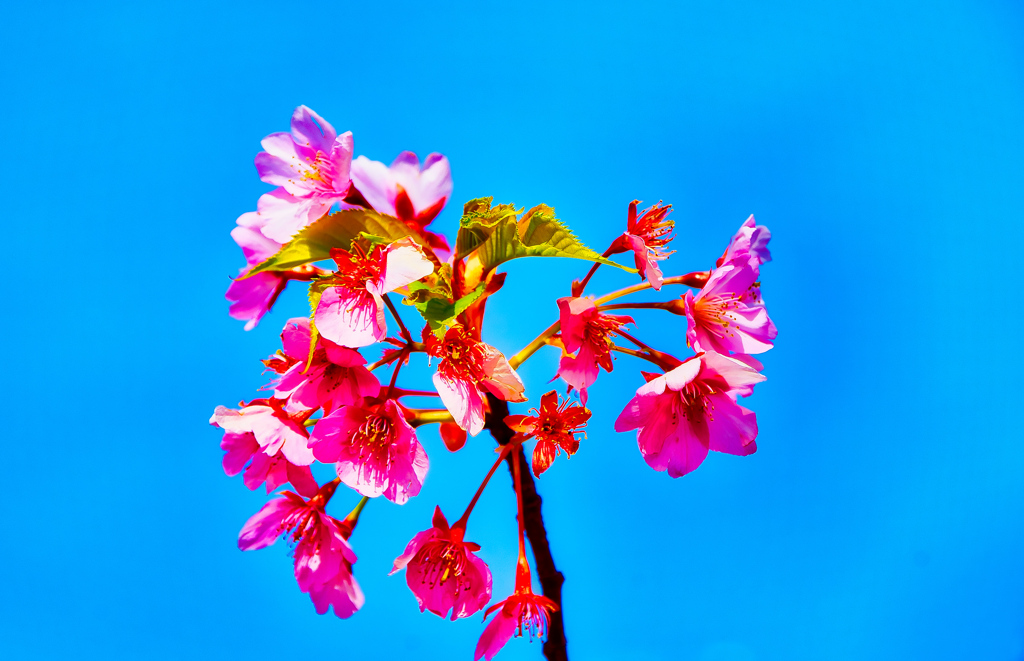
[
  {"x1": 555, "y1": 296, "x2": 633, "y2": 404},
  {"x1": 314, "y1": 237, "x2": 434, "y2": 348},
  {"x1": 390, "y1": 506, "x2": 492, "y2": 620},
  {"x1": 609, "y1": 200, "x2": 675, "y2": 290},
  {"x1": 474, "y1": 563, "x2": 558, "y2": 661},
  {"x1": 220, "y1": 430, "x2": 318, "y2": 497},
  {"x1": 238, "y1": 480, "x2": 364, "y2": 618},
  {"x1": 506, "y1": 391, "x2": 591, "y2": 477},
  {"x1": 351, "y1": 151, "x2": 453, "y2": 258},
  {"x1": 210, "y1": 398, "x2": 315, "y2": 467},
  {"x1": 253, "y1": 105, "x2": 356, "y2": 243},
  {"x1": 308, "y1": 398, "x2": 428, "y2": 504},
  {"x1": 264, "y1": 317, "x2": 379, "y2": 414},
  {"x1": 429, "y1": 325, "x2": 527, "y2": 436},
  {"x1": 718, "y1": 214, "x2": 771, "y2": 270},
  {"x1": 226, "y1": 206, "x2": 287, "y2": 331},
  {"x1": 614, "y1": 351, "x2": 766, "y2": 478},
  {"x1": 681, "y1": 258, "x2": 777, "y2": 355}
]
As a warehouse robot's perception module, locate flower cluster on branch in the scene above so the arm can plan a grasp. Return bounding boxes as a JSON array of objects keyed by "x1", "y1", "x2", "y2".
[{"x1": 211, "y1": 105, "x2": 778, "y2": 659}]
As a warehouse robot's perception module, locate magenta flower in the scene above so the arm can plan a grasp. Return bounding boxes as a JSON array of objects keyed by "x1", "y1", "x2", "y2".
[
  {"x1": 220, "y1": 430, "x2": 319, "y2": 497},
  {"x1": 253, "y1": 105, "x2": 355, "y2": 243},
  {"x1": 475, "y1": 589, "x2": 558, "y2": 661},
  {"x1": 210, "y1": 398, "x2": 314, "y2": 466},
  {"x1": 719, "y1": 214, "x2": 771, "y2": 270},
  {"x1": 428, "y1": 325, "x2": 527, "y2": 436},
  {"x1": 682, "y1": 258, "x2": 777, "y2": 355},
  {"x1": 308, "y1": 398, "x2": 428, "y2": 504},
  {"x1": 314, "y1": 237, "x2": 434, "y2": 348},
  {"x1": 266, "y1": 317, "x2": 379, "y2": 414},
  {"x1": 614, "y1": 351, "x2": 766, "y2": 477},
  {"x1": 390, "y1": 505, "x2": 492, "y2": 620},
  {"x1": 505, "y1": 391, "x2": 591, "y2": 477},
  {"x1": 225, "y1": 207, "x2": 287, "y2": 331},
  {"x1": 608, "y1": 200, "x2": 675, "y2": 290},
  {"x1": 351, "y1": 151, "x2": 453, "y2": 257},
  {"x1": 238, "y1": 481, "x2": 364, "y2": 618},
  {"x1": 555, "y1": 296, "x2": 633, "y2": 405}
]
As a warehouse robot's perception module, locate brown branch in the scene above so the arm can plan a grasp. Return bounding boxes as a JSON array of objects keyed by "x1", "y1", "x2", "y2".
[{"x1": 485, "y1": 394, "x2": 568, "y2": 661}]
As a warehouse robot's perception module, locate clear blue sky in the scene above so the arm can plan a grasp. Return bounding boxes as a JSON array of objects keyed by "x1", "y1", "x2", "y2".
[{"x1": 2, "y1": 1, "x2": 1022, "y2": 660}]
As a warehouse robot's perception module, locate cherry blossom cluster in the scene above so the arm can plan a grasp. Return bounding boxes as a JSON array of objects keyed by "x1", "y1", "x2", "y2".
[{"x1": 211, "y1": 105, "x2": 777, "y2": 659}]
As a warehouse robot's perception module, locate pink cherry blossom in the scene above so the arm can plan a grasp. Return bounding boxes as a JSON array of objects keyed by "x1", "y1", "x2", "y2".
[
  {"x1": 226, "y1": 207, "x2": 287, "y2": 330},
  {"x1": 253, "y1": 105, "x2": 356, "y2": 243},
  {"x1": 220, "y1": 430, "x2": 318, "y2": 497},
  {"x1": 428, "y1": 325, "x2": 527, "y2": 436},
  {"x1": 609, "y1": 200, "x2": 675, "y2": 290},
  {"x1": 351, "y1": 151, "x2": 453, "y2": 258},
  {"x1": 308, "y1": 398, "x2": 428, "y2": 504},
  {"x1": 555, "y1": 296, "x2": 633, "y2": 405},
  {"x1": 614, "y1": 351, "x2": 766, "y2": 478},
  {"x1": 682, "y1": 258, "x2": 777, "y2": 355},
  {"x1": 314, "y1": 237, "x2": 435, "y2": 348},
  {"x1": 390, "y1": 506, "x2": 492, "y2": 620},
  {"x1": 265, "y1": 317, "x2": 379, "y2": 414},
  {"x1": 210, "y1": 398, "x2": 314, "y2": 466},
  {"x1": 719, "y1": 214, "x2": 771, "y2": 270},
  {"x1": 238, "y1": 481, "x2": 364, "y2": 618},
  {"x1": 475, "y1": 590, "x2": 558, "y2": 661}
]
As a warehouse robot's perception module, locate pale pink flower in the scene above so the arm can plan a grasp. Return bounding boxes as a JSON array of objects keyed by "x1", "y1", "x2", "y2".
[
  {"x1": 682, "y1": 259, "x2": 777, "y2": 355},
  {"x1": 238, "y1": 481, "x2": 364, "y2": 618},
  {"x1": 719, "y1": 214, "x2": 771, "y2": 270},
  {"x1": 210, "y1": 398, "x2": 314, "y2": 466},
  {"x1": 266, "y1": 317, "x2": 379, "y2": 414},
  {"x1": 253, "y1": 105, "x2": 355, "y2": 242},
  {"x1": 314, "y1": 237, "x2": 434, "y2": 348},
  {"x1": 555, "y1": 296, "x2": 633, "y2": 404},
  {"x1": 609, "y1": 200, "x2": 675, "y2": 290},
  {"x1": 390, "y1": 506, "x2": 492, "y2": 620},
  {"x1": 351, "y1": 151, "x2": 453, "y2": 257},
  {"x1": 614, "y1": 351, "x2": 766, "y2": 477},
  {"x1": 220, "y1": 431, "x2": 318, "y2": 497},
  {"x1": 308, "y1": 398, "x2": 428, "y2": 504},
  {"x1": 428, "y1": 325, "x2": 527, "y2": 436}
]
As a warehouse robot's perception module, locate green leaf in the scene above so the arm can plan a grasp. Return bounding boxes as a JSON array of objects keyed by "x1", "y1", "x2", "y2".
[
  {"x1": 305, "y1": 280, "x2": 328, "y2": 370},
  {"x1": 402, "y1": 263, "x2": 487, "y2": 337},
  {"x1": 244, "y1": 209, "x2": 413, "y2": 277},
  {"x1": 453, "y1": 197, "x2": 635, "y2": 273}
]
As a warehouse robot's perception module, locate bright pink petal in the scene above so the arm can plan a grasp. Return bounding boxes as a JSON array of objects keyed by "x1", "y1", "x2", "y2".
[
  {"x1": 705, "y1": 392, "x2": 758, "y2": 456},
  {"x1": 290, "y1": 105, "x2": 337, "y2": 154},
  {"x1": 314, "y1": 287, "x2": 384, "y2": 348},
  {"x1": 475, "y1": 607, "x2": 518, "y2": 661},
  {"x1": 479, "y1": 345, "x2": 527, "y2": 403},
  {"x1": 434, "y1": 373, "x2": 485, "y2": 436},
  {"x1": 372, "y1": 237, "x2": 435, "y2": 295},
  {"x1": 237, "y1": 494, "x2": 303, "y2": 551}
]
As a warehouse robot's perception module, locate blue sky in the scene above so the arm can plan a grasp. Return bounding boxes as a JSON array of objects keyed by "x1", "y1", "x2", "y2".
[{"x1": 1, "y1": 1, "x2": 1022, "y2": 659}]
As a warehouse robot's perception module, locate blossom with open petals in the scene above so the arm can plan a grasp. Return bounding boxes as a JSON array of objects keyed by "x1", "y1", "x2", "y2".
[
  {"x1": 226, "y1": 207, "x2": 286, "y2": 331},
  {"x1": 474, "y1": 562, "x2": 558, "y2": 661},
  {"x1": 719, "y1": 214, "x2": 771, "y2": 270},
  {"x1": 238, "y1": 481, "x2": 364, "y2": 618},
  {"x1": 253, "y1": 105, "x2": 355, "y2": 242},
  {"x1": 210, "y1": 398, "x2": 314, "y2": 467},
  {"x1": 314, "y1": 237, "x2": 434, "y2": 348},
  {"x1": 351, "y1": 151, "x2": 453, "y2": 258},
  {"x1": 555, "y1": 296, "x2": 632, "y2": 404},
  {"x1": 614, "y1": 351, "x2": 765, "y2": 477},
  {"x1": 682, "y1": 258, "x2": 777, "y2": 355},
  {"x1": 609, "y1": 200, "x2": 674, "y2": 290},
  {"x1": 390, "y1": 506, "x2": 492, "y2": 620},
  {"x1": 308, "y1": 398, "x2": 428, "y2": 504},
  {"x1": 506, "y1": 391, "x2": 590, "y2": 477},
  {"x1": 429, "y1": 325, "x2": 526, "y2": 436},
  {"x1": 265, "y1": 317, "x2": 378, "y2": 413}
]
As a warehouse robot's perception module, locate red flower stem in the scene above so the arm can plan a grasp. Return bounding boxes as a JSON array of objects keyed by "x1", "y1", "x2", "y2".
[
  {"x1": 615, "y1": 329, "x2": 659, "y2": 354},
  {"x1": 453, "y1": 444, "x2": 514, "y2": 531},
  {"x1": 592, "y1": 270, "x2": 711, "y2": 305},
  {"x1": 366, "y1": 350, "x2": 406, "y2": 372},
  {"x1": 383, "y1": 294, "x2": 413, "y2": 343},
  {"x1": 510, "y1": 435, "x2": 531, "y2": 579},
  {"x1": 572, "y1": 246, "x2": 613, "y2": 297},
  {"x1": 385, "y1": 347, "x2": 407, "y2": 399},
  {"x1": 341, "y1": 495, "x2": 369, "y2": 531},
  {"x1": 485, "y1": 394, "x2": 568, "y2": 661},
  {"x1": 508, "y1": 320, "x2": 561, "y2": 369},
  {"x1": 610, "y1": 345, "x2": 681, "y2": 371}
]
